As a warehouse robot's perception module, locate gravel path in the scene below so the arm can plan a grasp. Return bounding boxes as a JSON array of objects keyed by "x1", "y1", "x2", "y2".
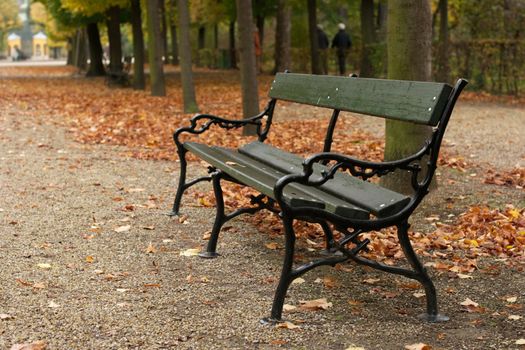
[{"x1": 1, "y1": 103, "x2": 524, "y2": 349}]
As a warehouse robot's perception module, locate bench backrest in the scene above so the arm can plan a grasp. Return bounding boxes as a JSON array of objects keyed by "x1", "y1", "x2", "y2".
[{"x1": 269, "y1": 73, "x2": 453, "y2": 126}]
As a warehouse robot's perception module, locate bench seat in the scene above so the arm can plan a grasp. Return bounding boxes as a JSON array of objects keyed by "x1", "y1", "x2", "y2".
[
  {"x1": 185, "y1": 141, "x2": 411, "y2": 219},
  {"x1": 185, "y1": 141, "x2": 370, "y2": 219}
]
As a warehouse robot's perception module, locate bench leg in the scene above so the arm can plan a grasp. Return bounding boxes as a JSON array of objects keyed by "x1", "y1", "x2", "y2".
[
  {"x1": 169, "y1": 149, "x2": 188, "y2": 217},
  {"x1": 319, "y1": 221, "x2": 339, "y2": 255},
  {"x1": 264, "y1": 213, "x2": 296, "y2": 323},
  {"x1": 199, "y1": 172, "x2": 224, "y2": 259},
  {"x1": 397, "y1": 221, "x2": 449, "y2": 322}
]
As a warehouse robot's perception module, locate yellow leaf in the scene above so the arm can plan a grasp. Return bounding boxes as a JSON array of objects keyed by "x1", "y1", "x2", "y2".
[
  {"x1": 85, "y1": 256, "x2": 94, "y2": 263},
  {"x1": 179, "y1": 248, "x2": 200, "y2": 256},
  {"x1": 265, "y1": 242, "x2": 280, "y2": 250},
  {"x1": 36, "y1": 263, "x2": 52, "y2": 269}
]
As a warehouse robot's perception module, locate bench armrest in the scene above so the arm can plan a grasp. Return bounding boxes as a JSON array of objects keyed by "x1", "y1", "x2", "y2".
[{"x1": 174, "y1": 100, "x2": 276, "y2": 147}]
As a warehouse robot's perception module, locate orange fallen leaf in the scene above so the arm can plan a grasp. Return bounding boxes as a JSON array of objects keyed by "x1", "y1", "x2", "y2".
[
  {"x1": 405, "y1": 343, "x2": 432, "y2": 350},
  {"x1": 299, "y1": 298, "x2": 333, "y2": 311}
]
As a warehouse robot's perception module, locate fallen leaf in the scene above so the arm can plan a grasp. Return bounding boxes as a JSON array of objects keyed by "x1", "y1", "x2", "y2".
[
  {"x1": 345, "y1": 346, "x2": 366, "y2": 350},
  {"x1": 405, "y1": 343, "x2": 432, "y2": 350},
  {"x1": 265, "y1": 242, "x2": 280, "y2": 250},
  {"x1": 36, "y1": 263, "x2": 52, "y2": 269},
  {"x1": 291, "y1": 278, "x2": 305, "y2": 285},
  {"x1": 515, "y1": 339, "x2": 525, "y2": 345},
  {"x1": 363, "y1": 278, "x2": 380, "y2": 285},
  {"x1": 116, "y1": 288, "x2": 128, "y2": 293},
  {"x1": 179, "y1": 248, "x2": 200, "y2": 256},
  {"x1": 322, "y1": 276, "x2": 337, "y2": 289},
  {"x1": 460, "y1": 298, "x2": 479, "y2": 307},
  {"x1": 144, "y1": 283, "x2": 161, "y2": 288},
  {"x1": 276, "y1": 321, "x2": 300, "y2": 329},
  {"x1": 413, "y1": 292, "x2": 426, "y2": 299},
  {"x1": 33, "y1": 282, "x2": 46, "y2": 289},
  {"x1": 299, "y1": 298, "x2": 333, "y2": 311},
  {"x1": 127, "y1": 188, "x2": 145, "y2": 192},
  {"x1": 85, "y1": 256, "x2": 94, "y2": 263},
  {"x1": 283, "y1": 304, "x2": 297, "y2": 312},
  {"x1": 142, "y1": 226, "x2": 155, "y2": 230},
  {"x1": 457, "y1": 273, "x2": 473, "y2": 279},
  {"x1": 10, "y1": 341, "x2": 47, "y2": 350},
  {"x1": 146, "y1": 242, "x2": 156, "y2": 254},
  {"x1": 48, "y1": 300, "x2": 60, "y2": 308},
  {"x1": 0, "y1": 313, "x2": 14, "y2": 320},
  {"x1": 506, "y1": 296, "x2": 518, "y2": 303},
  {"x1": 114, "y1": 225, "x2": 131, "y2": 233},
  {"x1": 270, "y1": 340, "x2": 289, "y2": 345},
  {"x1": 508, "y1": 315, "x2": 522, "y2": 320}
]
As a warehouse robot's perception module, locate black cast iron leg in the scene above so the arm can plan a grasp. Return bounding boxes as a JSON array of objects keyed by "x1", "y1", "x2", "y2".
[
  {"x1": 397, "y1": 221, "x2": 449, "y2": 322},
  {"x1": 262, "y1": 213, "x2": 296, "y2": 324},
  {"x1": 199, "y1": 172, "x2": 224, "y2": 259},
  {"x1": 169, "y1": 148, "x2": 188, "y2": 217},
  {"x1": 319, "y1": 221, "x2": 340, "y2": 255}
]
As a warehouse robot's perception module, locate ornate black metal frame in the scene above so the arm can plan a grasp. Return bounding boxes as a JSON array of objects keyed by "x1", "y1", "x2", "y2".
[{"x1": 171, "y1": 78, "x2": 468, "y2": 324}]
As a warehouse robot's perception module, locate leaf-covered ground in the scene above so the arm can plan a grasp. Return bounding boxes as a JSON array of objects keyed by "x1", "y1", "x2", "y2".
[{"x1": 0, "y1": 66, "x2": 524, "y2": 349}]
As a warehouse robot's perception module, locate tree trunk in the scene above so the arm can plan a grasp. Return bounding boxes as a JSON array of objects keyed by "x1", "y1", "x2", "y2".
[
  {"x1": 66, "y1": 36, "x2": 74, "y2": 66},
  {"x1": 229, "y1": 20, "x2": 237, "y2": 69},
  {"x1": 74, "y1": 29, "x2": 87, "y2": 70},
  {"x1": 236, "y1": 0, "x2": 259, "y2": 135},
  {"x1": 146, "y1": 0, "x2": 166, "y2": 96},
  {"x1": 197, "y1": 25, "x2": 205, "y2": 66},
  {"x1": 169, "y1": 0, "x2": 179, "y2": 65},
  {"x1": 436, "y1": 0, "x2": 450, "y2": 83},
  {"x1": 130, "y1": 0, "x2": 145, "y2": 89},
  {"x1": 359, "y1": 0, "x2": 375, "y2": 77},
  {"x1": 274, "y1": 0, "x2": 291, "y2": 73},
  {"x1": 177, "y1": 0, "x2": 199, "y2": 112},
  {"x1": 86, "y1": 22, "x2": 105, "y2": 76},
  {"x1": 382, "y1": 0, "x2": 433, "y2": 193},
  {"x1": 107, "y1": 6, "x2": 123, "y2": 75},
  {"x1": 307, "y1": 0, "x2": 321, "y2": 74},
  {"x1": 159, "y1": 0, "x2": 168, "y2": 58},
  {"x1": 256, "y1": 14, "x2": 265, "y2": 49}
]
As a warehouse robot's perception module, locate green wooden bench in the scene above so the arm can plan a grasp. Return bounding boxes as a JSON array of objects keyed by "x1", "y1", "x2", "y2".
[{"x1": 170, "y1": 73, "x2": 467, "y2": 323}]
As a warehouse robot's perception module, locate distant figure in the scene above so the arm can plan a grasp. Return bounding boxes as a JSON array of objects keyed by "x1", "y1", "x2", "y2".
[
  {"x1": 331, "y1": 23, "x2": 352, "y2": 75},
  {"x1": 317, "y1": 24, "x2": 329, "y2": 75},
  {"x1": 253, "y1": 27, "x2": 262, "y2": 73}
]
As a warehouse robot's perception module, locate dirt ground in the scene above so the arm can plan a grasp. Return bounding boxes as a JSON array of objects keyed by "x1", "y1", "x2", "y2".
[{"x1": 0, "y1": 72, "x2": 524, "y2": 350}]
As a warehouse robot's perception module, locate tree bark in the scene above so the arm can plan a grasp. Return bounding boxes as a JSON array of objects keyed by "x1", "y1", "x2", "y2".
[
  {"x1": 359, "y1": 0, "x2": 375, "y2": 77},
  {"x1": 107, "y1": 6, "x2": 123, "y2": 75},
  {"x1": 274, "y1": 0, "x2": 291, "y2": 73},
  {"x1": 177, "y1": 0, "x2": 199, "y2": 112},
  {"x1": 169, "y1": 0, "x2": 179, "y2": 65},
  {"x1": 159, "y1": 0, "x2": 168, "y2": 58},
  {"x1": 382, "y1": 0, "x2": 433, "y2": 193},
  {"x1": 146, "y1": 0, "x2": 166, "y2": 96},
  {"x1": 436, "y1": 0, "x2": 450, "y2": 83},
  {"x1": 130, "y1": 0, "x2": 145, "y2": 89},
  {"x1": 74, "y1": 29, "x2": 87, "y2": 70},
  {"x1": 229, "y1": 20, "x2": 237, "y2": 69},
  {"x1": 307, "y1": 0, "x2": 321, "y2": 74},
  {"x1": 236, "y1": 0, "x2": 259, "y2": 135},
  {"x1": 86, "y1": 22, "x2": 105, "y2": 76}
]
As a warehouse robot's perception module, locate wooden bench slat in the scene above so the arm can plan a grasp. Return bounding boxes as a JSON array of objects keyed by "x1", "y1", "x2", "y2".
[
  {"x1": 184, "y1": 142, "x2": 370, "y2": 219},
  {"x1": 269, "y1": 73, "x2": 453, "y2": 125},
  {"x1": 239, "y1": 141, "x2": 410, "y2": 217}
]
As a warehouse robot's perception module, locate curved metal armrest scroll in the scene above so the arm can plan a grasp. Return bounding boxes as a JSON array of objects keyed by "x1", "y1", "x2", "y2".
[{"x1": 173, "y1": 99, "x2": 276, "y2": 146}]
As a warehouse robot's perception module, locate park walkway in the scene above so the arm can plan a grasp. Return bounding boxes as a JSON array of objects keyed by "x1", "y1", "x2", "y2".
[{"x1": 0, "y1": 80, "x2": 524, "y2": 349}]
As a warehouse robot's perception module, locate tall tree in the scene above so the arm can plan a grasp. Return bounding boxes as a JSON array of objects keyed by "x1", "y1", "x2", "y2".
[
  {"x1": 85, "y1": 22, "x2": 105, "y2": 76},
  {"x1": 106, "y1": 6, "x2": 123, "y2": 75},
  {"x1": 307, "y1": 0, "x2": 321, "y2": 74},
  {"x1": 228, "y1": 20, "x2": 237, "y2": 68},
  {"x1": 146, "y1": 0, "x2": 166, "y2": 96},
  {"x1": 130, "y1": 0, "x2": 145, "y2": 89},
  {"x1": 177, "y1": 0, "x2": 199, "y2": 112},
  {"x1": 436, "y1": 0, "x2": 450, "y2": 82},
  {"x1": 159, "y1": 0, "x2": 168, "y2": 58},
  {"x1": 382, "y1": 0, "x2": 433, "y2": 192},
  {"x1": 274, "y1": 0, "x2": 291, "y2": 73},
  {"x1": 168, "y1": 0, "x2": 179, "y2": 65},
  {"x1": 236, "y1": 0, "x2": 259, "y2": 135},
  {"x1": 359, "y1": 0, "x2": 375, "y2": 77}
]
